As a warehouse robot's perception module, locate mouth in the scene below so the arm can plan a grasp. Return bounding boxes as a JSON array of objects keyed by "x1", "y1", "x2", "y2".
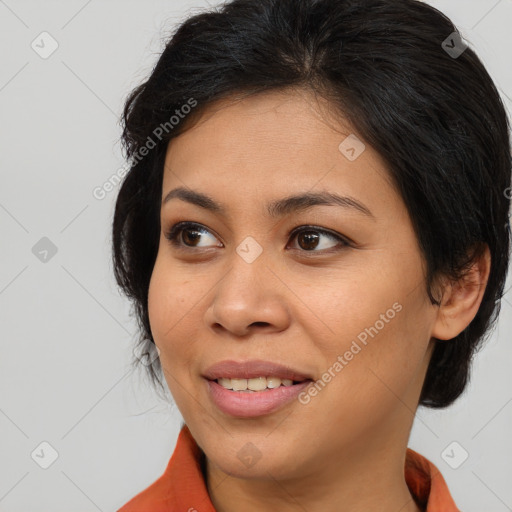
[
  {"x1": 214, "y1": 376, "x2": 307, "y2": 392},
  {"x1": 203, "y1": 360, "x2": 314, "y2": 417}
]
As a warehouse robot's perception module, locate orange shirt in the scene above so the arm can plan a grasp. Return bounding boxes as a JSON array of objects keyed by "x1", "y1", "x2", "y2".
[{"x1": 117, "y1": 426, "x2": 460, "y2": 511}]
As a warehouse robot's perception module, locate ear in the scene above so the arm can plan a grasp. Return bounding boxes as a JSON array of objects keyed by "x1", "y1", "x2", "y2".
[{"x1": 431, "y1": 244, "x2": 491, "y2": 341}]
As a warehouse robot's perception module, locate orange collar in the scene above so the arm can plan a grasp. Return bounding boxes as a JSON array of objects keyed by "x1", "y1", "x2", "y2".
[
  {"x1": 118, "y1": 426, "x2": 459, "y2": 511},
  {"x1": 405, "y1": 446, "x2": 460, "y2": 511}
]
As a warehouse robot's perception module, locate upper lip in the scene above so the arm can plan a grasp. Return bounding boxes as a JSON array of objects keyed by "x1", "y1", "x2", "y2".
[{"x1": 203, "y1": 360, "x2": 313, "y2": 382}]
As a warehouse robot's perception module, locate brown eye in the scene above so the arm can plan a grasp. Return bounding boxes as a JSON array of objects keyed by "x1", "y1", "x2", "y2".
[
  {"x1": 297, "y1": 231, "x2": 321, "y2": 250},
  {"x1": 165, "y1": 222, "x2": 222, "y2": 249},
  {"x1": 289, "y1": 227, "x2": 349, "y2": 252},
  {"x1": 165, "y1": 222, "x2": 349, "y2": 253},
  {"x1": 181, "y1": 227, "x2": 203, "y2": 246}
]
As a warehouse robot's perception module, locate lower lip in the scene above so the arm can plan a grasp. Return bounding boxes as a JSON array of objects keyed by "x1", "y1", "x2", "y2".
[{"x1": 206, "y1": 379, "x2": 312, "y2": 418}]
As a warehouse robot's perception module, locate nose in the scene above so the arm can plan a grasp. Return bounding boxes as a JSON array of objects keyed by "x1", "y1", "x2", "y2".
[{"x1": 203, "y1": 249, "x2": 291, "y2": 338}]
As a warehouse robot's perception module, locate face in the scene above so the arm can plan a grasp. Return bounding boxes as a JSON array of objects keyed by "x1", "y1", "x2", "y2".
[{"x1": 148, "y1": 88, "x2": 438, "y2": 482}]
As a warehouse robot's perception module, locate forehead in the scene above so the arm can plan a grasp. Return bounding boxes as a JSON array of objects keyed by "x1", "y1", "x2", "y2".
[{"x1": 162, "y1": 89, "x2": 398, "y2": 216}]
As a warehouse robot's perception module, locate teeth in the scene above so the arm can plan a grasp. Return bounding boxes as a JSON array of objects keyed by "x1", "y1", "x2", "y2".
[
  {"x1": 232, "y1": 378, "x2": 248, "y2": 391},
  {"x1": 266, "y1": 377, "x2": 281, "y2": 389},
  {"x1": 218, "y1": 377, "x2": 233, "y2": 390},
  {"x1": 216, "y1": 376, "x2": 299, "y2": 391},
  {"x1": 248, "y1": 377, "x2": 267, "y2": 391}
]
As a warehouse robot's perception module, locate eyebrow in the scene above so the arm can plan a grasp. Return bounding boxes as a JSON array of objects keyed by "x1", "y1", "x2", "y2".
[{"x1": 162, "y1": 187, "x2": 374, "y2": 219}]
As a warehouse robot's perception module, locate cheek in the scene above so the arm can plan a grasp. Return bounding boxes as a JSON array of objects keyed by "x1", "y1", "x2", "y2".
[
  {"x1": 147, "y1": 261, "x2": 205, "y2": 417},
  {"x1": 294, "y1": 269, "x2": 407, "y2": 354},
  {"x1": 147, "y1": 258, "x2": 202, "y2": 368},
  {"x1": 300, "y1": 254, "x2": 432, "y2": 392}
]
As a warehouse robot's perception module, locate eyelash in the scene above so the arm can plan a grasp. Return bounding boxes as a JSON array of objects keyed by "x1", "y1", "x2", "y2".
[{"x1": 164, "y1": 221, "x2": 352, "y2": 254}]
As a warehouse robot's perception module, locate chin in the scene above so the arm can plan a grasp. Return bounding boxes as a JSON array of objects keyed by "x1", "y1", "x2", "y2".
[{"x1": 203, "y1": 434, "x2": 307, "y2": 480}]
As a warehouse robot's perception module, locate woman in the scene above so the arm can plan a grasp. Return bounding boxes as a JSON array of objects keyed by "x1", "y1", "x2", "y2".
[{"x1": 113, "y1": 0, "x2": 511, "y2": 510}]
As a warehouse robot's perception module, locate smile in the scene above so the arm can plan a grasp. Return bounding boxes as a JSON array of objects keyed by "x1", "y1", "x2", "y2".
[
  {"x1": 216, "y1": 376, "x2": 300, "y2": 391},
  {"x1": 202, "y1": 360, "x2": 314, "y2": 418},
  {"x1": 206, "y1": 379, "x2": 312, "y2": 417}
]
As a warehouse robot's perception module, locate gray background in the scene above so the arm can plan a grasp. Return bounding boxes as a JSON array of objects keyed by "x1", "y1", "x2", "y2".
[{"x1": 0, "y1": 0, "x2": 511, "y2": 510}]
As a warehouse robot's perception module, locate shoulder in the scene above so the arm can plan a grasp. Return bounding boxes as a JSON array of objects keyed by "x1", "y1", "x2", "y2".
[{"x1": 116, "y1": 425, "x2": 214, "y2": 512}]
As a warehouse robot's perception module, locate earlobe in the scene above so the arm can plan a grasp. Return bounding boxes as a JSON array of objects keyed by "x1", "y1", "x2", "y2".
[{"x1": 431, "y1": 245, "x2": 491, "y2": 341}]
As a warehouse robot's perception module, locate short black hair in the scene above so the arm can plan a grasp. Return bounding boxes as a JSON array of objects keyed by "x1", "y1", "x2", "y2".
[{"x1": 113, "y1": 0, "x2": 511, "y2": 408}]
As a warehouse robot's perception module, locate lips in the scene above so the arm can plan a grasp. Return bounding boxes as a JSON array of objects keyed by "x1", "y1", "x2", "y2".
[
  {"x1": 203, "y1": 360, "x2": 315, "y2": 417},
  {"x1": 202, "y1": 359, "x2": 313, "y2": 382}
]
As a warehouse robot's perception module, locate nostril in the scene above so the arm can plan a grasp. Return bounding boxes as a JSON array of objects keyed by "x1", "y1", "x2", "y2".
[{"x1": 250, "y1": 322, "x2": 271, "y2": 328}]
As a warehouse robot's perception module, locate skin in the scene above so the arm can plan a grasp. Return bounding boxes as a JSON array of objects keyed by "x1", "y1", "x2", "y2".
[{"x1": 147, "y1": 87, "x2": 490, "y2": 511}]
